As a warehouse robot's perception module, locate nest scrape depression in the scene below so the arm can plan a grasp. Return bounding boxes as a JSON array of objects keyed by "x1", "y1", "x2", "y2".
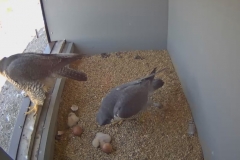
[{"x1": 54, "y1": 50, "x2": 203, "y2": 160}]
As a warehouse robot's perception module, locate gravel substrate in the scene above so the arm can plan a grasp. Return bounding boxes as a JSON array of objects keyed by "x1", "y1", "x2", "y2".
[
  {"x1": 54, "y1": 50, "x2": 203, "y2": 160},
  {"x1": 0, "y1": 27, "x2": 47, "y2": 152}
]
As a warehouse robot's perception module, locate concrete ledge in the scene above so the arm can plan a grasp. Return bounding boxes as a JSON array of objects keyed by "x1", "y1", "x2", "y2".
[{"x1": 38, "y1": 42, "x2": 74, "y2": 160}]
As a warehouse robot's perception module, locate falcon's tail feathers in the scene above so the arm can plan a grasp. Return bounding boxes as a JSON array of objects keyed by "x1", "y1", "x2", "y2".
[
  {"x1": 150, "y1": 67, "x2": 157, "y2": 75},
  {"x1": 57, "y1": 67, "x2": 87, "y2": 81},
  {"x1": 145, "y1": 67, "x2": 157, "y2": 82},
  {"x1": 54, "y1": 53, "x2": 89, "y2": 66},
  {"x1": 141, "y1": 67, "x2": 168, "y2": 82}
]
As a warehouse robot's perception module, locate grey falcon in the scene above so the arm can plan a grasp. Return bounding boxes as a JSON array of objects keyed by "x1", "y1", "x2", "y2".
[{"x1": 96, "y1": 67, "x2": 167, "y2": 126}]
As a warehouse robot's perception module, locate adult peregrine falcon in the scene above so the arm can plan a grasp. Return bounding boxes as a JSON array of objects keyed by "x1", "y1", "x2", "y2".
[
  {"x1": 0, "y1": 52, "x2": 88, "y2": 116},
  {"x1": 96, "y1": 67, "x2": 167, "y2": 126}
]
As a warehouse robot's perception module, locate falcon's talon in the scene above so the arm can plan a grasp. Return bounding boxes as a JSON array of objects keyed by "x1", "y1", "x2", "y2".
[
  {"x1": 43, "y1": 87, "x2": 48, "y2": 93},
  {"x1": 110, "y1": 118, "x2": 124, "y2": 125},
  {"x1": 111, "y1": 121, "x2": 120, "y2": 126},
  {"x1": 118, "y1": 120, "x2": 123, "y2": 125},
  {"x1": 43, "y1": 86, "x2": 52, "y2": 93},
  {"x1": 25, "y1": 105, "x2": 38, "y2": 115}
]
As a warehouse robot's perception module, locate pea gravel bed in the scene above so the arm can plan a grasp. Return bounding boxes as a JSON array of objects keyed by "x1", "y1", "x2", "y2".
[{"x1": 54, "y1": 50, "x2": 203, "y2": 160}]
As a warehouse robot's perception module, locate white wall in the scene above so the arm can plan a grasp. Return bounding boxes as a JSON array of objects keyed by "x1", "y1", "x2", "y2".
[
  {"x1": 168, "y1": 0, "x2": 240, "y2": 159},
  {"x1": 42, "y1": 0, "x2": 168, "y2": 54}
]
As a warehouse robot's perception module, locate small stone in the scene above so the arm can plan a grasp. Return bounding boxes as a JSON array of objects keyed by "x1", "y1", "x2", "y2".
[
  {"x1": 134, "y1": 55, "x2": 143, "y2": 60},
  {"x1": 71, "y1": 105, "x2": 78, "y2": 111},
  {"x1": 188, "y1": 119, "x2": 196, "y2": 136},
  {"x1": 68, "y1": 112, "x2": 80, "y2": 127},
  {"x1": 101, "y1": 53, "x2": 110, "y2": 58}
]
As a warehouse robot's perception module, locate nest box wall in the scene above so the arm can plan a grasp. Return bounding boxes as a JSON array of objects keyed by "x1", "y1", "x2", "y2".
[
  {"x1": 168, "y1": 0, "x2": 240, "y2": 160},
  {"x1": 41, "y1": 0, "x2": 168, "y2": 55}
]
